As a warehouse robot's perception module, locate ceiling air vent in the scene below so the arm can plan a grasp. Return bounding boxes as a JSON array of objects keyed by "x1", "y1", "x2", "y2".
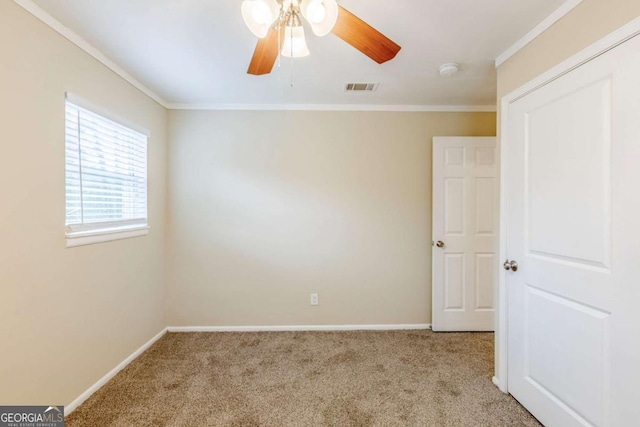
[{"x1": 345, "y1": 82, "x2": 379, "y2": 92}]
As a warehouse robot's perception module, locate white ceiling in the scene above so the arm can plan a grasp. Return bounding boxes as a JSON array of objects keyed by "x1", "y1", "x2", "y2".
[{"x1": 31, "y1": 0, "x2": 566, "y2": 107}]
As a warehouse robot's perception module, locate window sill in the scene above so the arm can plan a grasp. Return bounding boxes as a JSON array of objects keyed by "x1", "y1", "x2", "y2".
[{"x1": 66, "y1": 225, "x2": 149, "y2": 248}]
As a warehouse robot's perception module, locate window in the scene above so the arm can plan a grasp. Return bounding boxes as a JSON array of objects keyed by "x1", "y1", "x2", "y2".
[{"x1": 65, "y1": 98, "x2": 148, "y2": 247}]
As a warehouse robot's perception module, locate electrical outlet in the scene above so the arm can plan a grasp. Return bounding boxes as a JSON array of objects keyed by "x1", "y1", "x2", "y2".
[{"x1": 310, "y1": 293, "x2": 319, "y2": 306}]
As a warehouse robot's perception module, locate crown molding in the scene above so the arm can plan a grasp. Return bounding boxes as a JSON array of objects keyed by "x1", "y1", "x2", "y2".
[
  {"x1": 495, "y1": 0, "x2": 583, "y2": 68},
  {"x1": 167, "y1": 103, "x2": 497, "y2": 112},
  {"x1": 13, "y1": 0, "x2": 169, "y2": 108}
]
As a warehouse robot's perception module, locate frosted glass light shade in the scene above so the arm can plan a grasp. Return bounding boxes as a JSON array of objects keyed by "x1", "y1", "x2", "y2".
[
  {"x1": 281, "y1": 25, "x2": 310, "y2": 58},
  {"x1": 300, "y1": 0, "x2": 339, "y2": 36},
  {"x1": 241, "y1": 0, "x2": 280, "y2": 38}
]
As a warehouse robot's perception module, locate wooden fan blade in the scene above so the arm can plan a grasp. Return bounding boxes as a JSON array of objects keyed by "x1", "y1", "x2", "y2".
[
  {"x1": 247, "y1": 26, "x2": 284, "y2": 75},
  {"x1": 332, "y1": 6, "x2": 401, "y2": 64}
]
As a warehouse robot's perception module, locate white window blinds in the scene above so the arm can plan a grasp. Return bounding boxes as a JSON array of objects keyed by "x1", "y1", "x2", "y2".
[{"x1": 65, "y1": 100, "x2": 148, "y2": 234}]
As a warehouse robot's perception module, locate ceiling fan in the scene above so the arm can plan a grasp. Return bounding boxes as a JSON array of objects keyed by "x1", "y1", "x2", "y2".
[{"x1": 241, "y1": 0, "x2": 401, "y2": 75}]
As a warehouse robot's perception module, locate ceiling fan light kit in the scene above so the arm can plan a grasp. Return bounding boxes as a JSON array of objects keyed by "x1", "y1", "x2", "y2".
[
  {"x1": 243, "y1": 0, "x2": 401, "y2": 76},
  {"x1": 242, "y1": 0, "x2": 337, "y2": 43}
]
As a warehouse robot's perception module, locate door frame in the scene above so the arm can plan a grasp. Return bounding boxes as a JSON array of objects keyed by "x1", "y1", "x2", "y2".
[{"x1": 495, "y1": 16, "x2": 640, "y2": 394}]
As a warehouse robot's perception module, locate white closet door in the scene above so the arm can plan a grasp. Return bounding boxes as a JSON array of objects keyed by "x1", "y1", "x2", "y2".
[{"x1": 505, "y1": 33, "x2": 640, "y2": 427}]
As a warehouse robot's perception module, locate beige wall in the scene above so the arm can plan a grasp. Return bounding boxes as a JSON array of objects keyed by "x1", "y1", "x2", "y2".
[
  {"x1": 0, "y1": 2, "x2": 167, "y2": 406},
  {"x1": 167, "y1": 110, "x2": 496, "y2": 326}
]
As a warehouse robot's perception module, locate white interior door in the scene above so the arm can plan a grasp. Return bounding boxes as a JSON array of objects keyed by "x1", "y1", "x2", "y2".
[
  {"x1": 432, "y1": 137, "x2": 498, "y2": 331},
  {"x1": 505, "y1": 34, "x2": 640, "y2": 426}
]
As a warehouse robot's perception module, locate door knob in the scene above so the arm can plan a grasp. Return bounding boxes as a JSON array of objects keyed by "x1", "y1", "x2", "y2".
[
  {"x1": 436, "y1": 241, "x2": 445, "y2": 248},
  {"x1": 503, "y1": 260, "x2": 518, "y2": 272}
]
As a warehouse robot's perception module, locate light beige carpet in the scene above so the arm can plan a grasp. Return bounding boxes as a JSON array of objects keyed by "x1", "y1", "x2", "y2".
[{"x1": 66, "y1": 330, "x2": 540, "y2": 426}]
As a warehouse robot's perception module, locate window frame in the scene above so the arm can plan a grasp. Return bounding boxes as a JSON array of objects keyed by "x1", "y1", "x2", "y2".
[{"x1": 64, "y1": 93, "x2": 150, "y2": 248}]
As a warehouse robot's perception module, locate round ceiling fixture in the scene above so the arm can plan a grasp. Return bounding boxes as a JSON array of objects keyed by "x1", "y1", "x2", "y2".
[{"x1": 439, "y1": 63, "x2": 460, "y2": 77}]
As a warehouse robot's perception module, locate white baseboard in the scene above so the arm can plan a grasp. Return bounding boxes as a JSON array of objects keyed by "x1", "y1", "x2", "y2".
[
  {"x1": 167, "y1": 324, "x2": 432, "y2": 332},
  {"x1": 65, "y1": 327, "x2": 168, "y2": 416}
]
